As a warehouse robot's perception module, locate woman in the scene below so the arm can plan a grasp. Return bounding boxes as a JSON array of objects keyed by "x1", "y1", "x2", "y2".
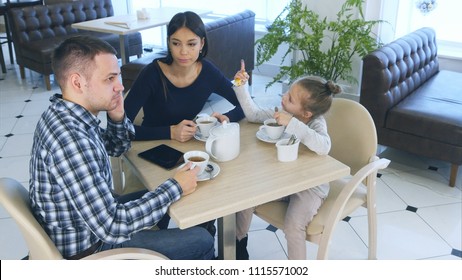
[
  {"x1": 125, "y1": 12, "x2": 244, "y2": 238},
  {"x1": 124, "y1": 11, "x2": 245, "y2": 142}
]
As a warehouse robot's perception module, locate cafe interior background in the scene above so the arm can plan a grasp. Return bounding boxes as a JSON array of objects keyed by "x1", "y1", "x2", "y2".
[{"x1": 0, "y1": 0, "x2": 461, "y2": 260}]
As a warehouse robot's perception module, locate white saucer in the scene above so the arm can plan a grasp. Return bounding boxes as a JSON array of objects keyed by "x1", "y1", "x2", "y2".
[
  {"x1": 178, "y1": 161, "x2": 220, "y2": 181},
  {"x1": 194, "y1": 131, "x2": 208, "y2": 142},
  {"x1": 256, "y1": 129, "x2": 290, "y2": 143}
]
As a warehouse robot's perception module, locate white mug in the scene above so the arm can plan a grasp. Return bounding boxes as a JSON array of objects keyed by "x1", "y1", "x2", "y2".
[
  {"x1": 275, "y1": 138, "x2": 300, "y2": 162},
  {"x1": 183, "y1": 150, "x2": 210, "y2": 175},
  {"x1": 261, "y1": 118, "x2": 285, "y2": 140},
  {"x1": 196, "y1": 116, "x2": 218, "y2": 138}
]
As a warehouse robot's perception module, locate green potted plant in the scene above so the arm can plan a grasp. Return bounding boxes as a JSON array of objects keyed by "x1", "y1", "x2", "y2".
[{"x1": 256, "y1": 0, "x2": 383, "y2": 89}]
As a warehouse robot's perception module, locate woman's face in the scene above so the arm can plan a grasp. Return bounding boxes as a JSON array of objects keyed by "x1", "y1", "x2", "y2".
[{"x1": 168, "y1": 27, "x2": 205, "y2": 66}]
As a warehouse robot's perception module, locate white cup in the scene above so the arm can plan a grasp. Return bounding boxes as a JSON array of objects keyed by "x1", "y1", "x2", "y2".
[
  {"x1": 183, "y1": 150, "x2": 210, "y2": 175},
  {"x1": 196, "y1": 116, "x2": 218, "y2": 138},
  {"x1": 275, "y1": 138, "x2": 300, "y2": 162},
  {"x1": 137, "y1": 8, "x2": 151, "y2": 19},
  {"x1": 262, "y1": 118, "x2": 285, "y2": 140}
]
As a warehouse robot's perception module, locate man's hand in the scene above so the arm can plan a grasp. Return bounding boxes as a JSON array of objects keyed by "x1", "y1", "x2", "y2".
[
  {"x1": 173, "y1": 162, "x2": 199, "y2": 196},
  {"x1": 107, "y1": 92, "x2": 125, "y2": 122}
]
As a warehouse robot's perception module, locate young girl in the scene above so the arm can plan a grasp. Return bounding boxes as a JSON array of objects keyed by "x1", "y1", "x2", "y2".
[{"x1": 233, "y1": 63, "x2": 342, "y2": 260}]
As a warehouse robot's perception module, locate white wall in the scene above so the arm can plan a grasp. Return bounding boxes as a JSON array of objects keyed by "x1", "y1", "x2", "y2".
[{"x1": 254, "y1": 0, "x2": 369, "y2": 94}]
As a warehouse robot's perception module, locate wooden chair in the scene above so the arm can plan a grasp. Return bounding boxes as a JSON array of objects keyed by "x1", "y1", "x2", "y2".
[
  {"x1": 0, "y1": 177, "x2": 169, "y2": 260},
  {"x1": 254, "y1": 98, "x2": 390, "y2": 259}
]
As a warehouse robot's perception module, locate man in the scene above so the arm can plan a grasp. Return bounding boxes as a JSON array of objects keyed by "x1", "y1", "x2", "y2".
[{"x1": 29, "y1": 35, "x2": 214, "y2": 260}]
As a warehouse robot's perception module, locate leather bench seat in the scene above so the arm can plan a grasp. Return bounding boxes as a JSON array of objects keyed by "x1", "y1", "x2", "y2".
[
  {"x1": 17, "y1": 31, "x2": 141, "y2": 63},
  {"x1": 8, "y1": 0, "x2": 143, "y2": 90},
  {"x1": 360, "y1": 27, "x2": 462, "y2": 187},
  {"x1": 387, "y1": 70, "x2": 462, "y2": 146},
  {"x1": 121, "y1": 50, "x2": 167, "y2": 91}
]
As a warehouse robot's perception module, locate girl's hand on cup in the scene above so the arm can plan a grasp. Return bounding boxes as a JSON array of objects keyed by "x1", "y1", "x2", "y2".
[
  {"x1": 211, "y1": 112, "x2": 230, "y2": 123},
  {"x1": 274, "y1": 111, "x2": 293, "y2": 126}
]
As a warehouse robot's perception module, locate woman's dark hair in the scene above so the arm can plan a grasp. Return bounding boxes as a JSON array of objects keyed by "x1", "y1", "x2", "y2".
[
  {"x1": 295, "y1": 76, "x2": 342, "y2": 120},
  {"x1": 160, "y1": 11, "x2": 208, "y2": 65}
]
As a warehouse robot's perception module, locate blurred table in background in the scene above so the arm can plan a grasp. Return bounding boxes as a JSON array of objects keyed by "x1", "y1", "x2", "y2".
[{"x1": 72, "y1": 7, "x2": 211, "y2": 64}]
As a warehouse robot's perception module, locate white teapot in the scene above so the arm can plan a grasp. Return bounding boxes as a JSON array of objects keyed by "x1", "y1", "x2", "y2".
[{"x1": 205, "y1": 121, "x2": 240, "y2": 162}]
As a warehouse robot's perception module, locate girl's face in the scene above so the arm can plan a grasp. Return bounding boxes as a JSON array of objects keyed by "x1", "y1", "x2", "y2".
[
  {"x1": 168, "y1": 27, "x2": 205, "y2": 66},
  {"x1": 281, "y1": 83, "x2": 313, "y2": 121}
]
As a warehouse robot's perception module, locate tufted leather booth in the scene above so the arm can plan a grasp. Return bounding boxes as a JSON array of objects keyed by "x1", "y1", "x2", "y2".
[
  {"x1": 360, "y1": 27, "x2": 462, "y2": 187},
  {"x1": 120, "y1": 10, "x2": 255, "y2": 92},
  {"x1": 8, "y1": 0, "x2": 142, "y2": 90}
]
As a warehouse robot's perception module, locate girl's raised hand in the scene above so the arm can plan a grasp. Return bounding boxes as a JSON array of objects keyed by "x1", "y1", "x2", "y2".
[{"x1": 233, "y1": 59, "x2": 249, "y2": 86}]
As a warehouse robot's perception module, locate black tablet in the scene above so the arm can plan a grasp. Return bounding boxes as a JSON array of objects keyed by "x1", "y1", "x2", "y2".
[{"x1": 138, "y1": 144, "x2": 185, "y2": 170}]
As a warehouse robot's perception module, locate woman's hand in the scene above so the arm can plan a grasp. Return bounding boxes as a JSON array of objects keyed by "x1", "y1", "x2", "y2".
[
  {"x1": 211, "y1": 112, "x2": 229, "y2": 123},
  {"x1": 170, "y1": 120, "x2": 196, "y2": 142},
  {"x1": 233, "y1": 59, "x2": 249, "y2": 86}
]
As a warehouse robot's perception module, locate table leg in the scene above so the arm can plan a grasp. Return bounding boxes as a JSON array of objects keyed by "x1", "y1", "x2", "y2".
[
  {"x1": 4, "y1": 12, "x2": 14, "y2": 65},
  {"x1": 217, "y1": 214, "x2": 236, "y2": 260},
  {"x1": 119, "y1": 35, "x2": 130, "y2": 65}
]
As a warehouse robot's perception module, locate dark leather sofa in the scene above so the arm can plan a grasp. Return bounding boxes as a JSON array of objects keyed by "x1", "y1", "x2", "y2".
[
  {"x1": 120, "y1": 10, "x2": 255, "y2": 92},
  {"x1": 360, "y1": 27, "x2": 462, "y2": 187},
  {"x1": 8, "y1": 0, "x2": 143, "y2": 90}
]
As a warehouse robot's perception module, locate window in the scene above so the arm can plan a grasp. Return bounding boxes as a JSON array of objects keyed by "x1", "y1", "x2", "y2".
[
  {"x1": 128, "y1": 0, "x2": 289, "y2": 24},
  {"x1": 128, "y1": 0, "x2": 290, "y2": 47},
  {"x1": 388, "y1": 0, "x2": 462, "y2": 59}
]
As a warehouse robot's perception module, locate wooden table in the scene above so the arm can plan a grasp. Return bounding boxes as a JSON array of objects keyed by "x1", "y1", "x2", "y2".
[
  {"x1": 71, "y1": 7, "x2": 211, "y2": 64},
  {"x1": 122, "y1": 121, "x2": 350, "y2": 259}
]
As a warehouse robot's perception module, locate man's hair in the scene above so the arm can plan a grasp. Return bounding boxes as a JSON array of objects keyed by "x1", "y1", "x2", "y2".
[{"x1": 52, "y1": 35, "x2": 117, "y2": 88}]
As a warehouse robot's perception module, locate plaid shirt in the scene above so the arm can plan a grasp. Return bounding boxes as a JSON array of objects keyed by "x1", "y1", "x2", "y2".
[{"x1": 29, "y1": 94, "x2": 182, "y2": 258}]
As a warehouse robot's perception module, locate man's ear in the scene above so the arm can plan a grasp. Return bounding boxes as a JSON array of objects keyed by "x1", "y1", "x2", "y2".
[{"x1": 69, "y1": 73, "x2": 83, "y2": 91}]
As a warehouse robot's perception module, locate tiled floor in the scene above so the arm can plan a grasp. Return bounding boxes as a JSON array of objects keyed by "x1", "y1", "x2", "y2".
[{"x1": 0, "y1": 43, "x2": 461, "y2": 260}]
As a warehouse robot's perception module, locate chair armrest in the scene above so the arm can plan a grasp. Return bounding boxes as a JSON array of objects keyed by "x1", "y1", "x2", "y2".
[
  {"x1": 81, "y1": 247, "x2": 169, "y2": 260},
  {"x1": 323, "y1": 158, "x2": 390, "y2": 232}
]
